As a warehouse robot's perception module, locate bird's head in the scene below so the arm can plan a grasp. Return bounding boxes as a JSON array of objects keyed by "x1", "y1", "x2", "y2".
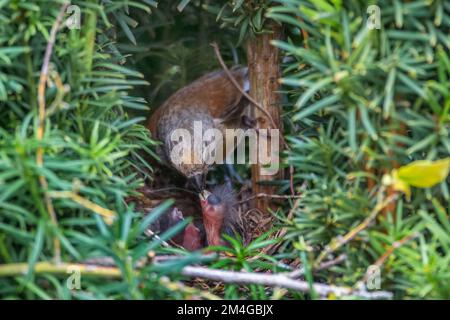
[
  {"x1": 199, "y1": 185, "x2": 238, "y2": 246},
  {"x1": 199, "y1": 189, "x2": 225, "y2": 246},
  {"x1": 164, "y1": 114, "x2": 215, "y2": 192}
]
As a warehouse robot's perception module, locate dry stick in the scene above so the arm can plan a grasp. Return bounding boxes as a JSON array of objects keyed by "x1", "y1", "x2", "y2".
[
  {"x1": 49, "y1": 191, "x2": 116, "y2": 223},
  {"x1": 288, "y1": 254, "x2": 347, "y2": 278},
  {"x1": 139, "y1": 186, "x2": 197, "y2": 196},
  {"x1": 372, "y1": 232, "x2": 419, "y2": 268},
  {"x1": 357, "y1": 232, "x2": 419, "y2": 288},
  {"x1": 0, "y1": 262, "x2": 219, "y2": 300},
  {"x1": 211, "y1": 42, "x2": 296, "y2": 196},
  {"x1": 0, "y1": 256, "x2": 392, "y2": 298},
  {"x1": 0, "y1": 262, "x2": 121, "y2": 278},
  {"x1": 238, "y1": 192, "x2": 303, "y2": 204},
  {"x1": 315, "y1": 193, "x2": 398, "y2": 266},
  {"x1": 181, "y1": 265, "x2": 392, "y2": 299},
  {"x1": 257, "y1": 194, "x2": 304, "y2": 256},
  {"x1": 211, "y1": 42, "x2": 277, "y2": 130},
  {"x1": 159, "y1": 276, "x2": 221, "y2": 300},
  {"x1": 0, "y1": 257, "x2": 391, "y2": 298},
  {"x1": 36, "y1": 2, "x2": 69, "y2": 263}
]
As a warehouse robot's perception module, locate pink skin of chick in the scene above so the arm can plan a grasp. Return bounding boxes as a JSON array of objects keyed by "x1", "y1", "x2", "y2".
[
  {"x1": 182, "y1": 223, "x2": 202, "y2": 251},
  {"x1": 199, "y1": 190, "x2": 226, "y2": 247}
]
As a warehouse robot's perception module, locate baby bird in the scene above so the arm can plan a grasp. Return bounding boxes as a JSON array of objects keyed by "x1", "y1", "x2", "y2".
[
  {"x1": 148, "y1": 184, "x2": 240, "y2": 249},
  {"x1": 199, "y1": 184, "x2": 240, "y2": 246},
  {"x1": 147, "y1": 67, "x2": 249, "y2": 191},
  {"x1": 150, "y1": 206, "x2": 202, "y2": 251}
]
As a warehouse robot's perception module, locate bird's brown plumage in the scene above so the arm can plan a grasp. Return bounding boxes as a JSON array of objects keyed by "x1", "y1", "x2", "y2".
[{"x1": 146, "y1": 67, "x2": 249, "y2": 186}]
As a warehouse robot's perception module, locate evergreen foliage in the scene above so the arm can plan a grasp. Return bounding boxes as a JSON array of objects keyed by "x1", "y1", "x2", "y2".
[{"x1": 0, "y1": 0, "x2": 448, "y2": 299}]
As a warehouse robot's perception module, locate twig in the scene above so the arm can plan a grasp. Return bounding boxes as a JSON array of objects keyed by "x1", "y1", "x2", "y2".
[
  {"x1": 181, "y1": 266, "x2": 392, "y2": 299},
  {"x1": 139, "y1": 187, "x2": 197, "y2": 196},
  {"x1": 0, "y1": 262, "x2": 220, "y2": 300},
  {"x1": 372, "y1": 232, "x2": 419, "y2": 268},
  {"x1": 0, "y1": 262, "x2": 122, "y2": 278},
  {"x1": 211, "y1": 42, "x2": 278, "y2": 131},
  {"x1": 49, "y1": 191, "x2": 116, "y2": 224},
  {"x1": 288, "y1": 254, "x2": 347, "y2": 278},
  {"x1": 144, "y1": 229, "x2": 172, "y2": 248},
  {"x1": 36, "y1": 2, "x2": 69, "y2": 263},
  {"x1": 159, "y1": 276, "x2": 221, "y2": 300},
  {"x1": 211, "y1": 42, "x2": 296, "y2": 195},
  {"x1": 315, "y1": 192, "x2": 398, "y2": 266},
  {"x1": 356, "y1": 232, "x2": 419, "y2": 289},
  {"x1": 238, "y1": 192, "x2": 303, "y2": 204},
  {"x1": 253, "y1": 195, "x2": 303, "y2": 257}
]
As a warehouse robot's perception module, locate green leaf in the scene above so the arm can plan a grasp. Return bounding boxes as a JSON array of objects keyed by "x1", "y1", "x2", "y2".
[
  {"x1": 26, "y1": 220, "x2": 45, "y2": 279},
  {"x1": 177, "y1": 0, "x2": 191, "y2": 12}
]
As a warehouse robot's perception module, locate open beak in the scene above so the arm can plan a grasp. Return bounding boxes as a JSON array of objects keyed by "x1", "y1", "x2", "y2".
[{"x1": 199, "y1": 190, "x2": 212, "y2": 202}]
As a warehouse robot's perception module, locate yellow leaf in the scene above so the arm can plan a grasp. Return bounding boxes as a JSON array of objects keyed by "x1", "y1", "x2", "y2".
[
  {"x1": 397, "y1": 158, "x2": 450, "y2": 188},
  {"x1": 391, "y1": 170, "x2": 411, "y2": 200}
]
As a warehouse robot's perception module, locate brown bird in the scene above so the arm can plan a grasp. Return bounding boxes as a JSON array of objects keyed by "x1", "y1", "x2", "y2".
[{"x1": 147, "y1": 67, "x2": 249, "y2": 191}]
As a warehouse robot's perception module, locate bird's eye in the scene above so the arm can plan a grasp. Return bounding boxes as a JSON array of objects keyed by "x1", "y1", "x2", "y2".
[{"x1": 207, "y1": 194, "x2": 221, "y2": 205}]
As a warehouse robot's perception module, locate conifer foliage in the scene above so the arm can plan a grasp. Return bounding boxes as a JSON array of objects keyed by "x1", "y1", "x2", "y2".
[{"x1": 0, "y1": 0, "x2": 449, "y2": 299}]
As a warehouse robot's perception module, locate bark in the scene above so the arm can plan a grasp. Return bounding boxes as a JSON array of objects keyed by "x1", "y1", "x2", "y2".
[{"x1": 246, "y1": 23, "x2": 283, "y2": 219}]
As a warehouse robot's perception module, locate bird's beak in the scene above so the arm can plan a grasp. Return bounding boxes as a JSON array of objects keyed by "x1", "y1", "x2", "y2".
[
  {"x1": 199, "y1": 190, "x2": 212, "y2": 202},
  {"x1": 188, "y1": 173, "x2": 205, "y2": 192}
]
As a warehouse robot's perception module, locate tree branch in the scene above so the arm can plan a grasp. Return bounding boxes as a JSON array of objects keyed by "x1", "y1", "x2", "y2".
[
  {"x1": 36, "y1": 2, "x2": 69, "y2": 263},
  {"x1": 181, "y1": 265, "x2": 392, "y2": 299}
]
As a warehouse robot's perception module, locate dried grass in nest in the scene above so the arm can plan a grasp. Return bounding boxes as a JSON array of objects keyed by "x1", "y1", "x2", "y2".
[{"x1": 130, "y1": 163, "x2": 300, "y2": 256}]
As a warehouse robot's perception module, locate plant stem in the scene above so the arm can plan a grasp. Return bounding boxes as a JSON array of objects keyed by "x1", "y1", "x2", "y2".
[{"x1": 0, "y1": 262, "x2": 122, "y2": 278}]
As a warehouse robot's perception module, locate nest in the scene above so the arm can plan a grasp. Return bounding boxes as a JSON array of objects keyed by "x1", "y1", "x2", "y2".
[{"x1": 126, "y1": 164, "x2": 275, "y2": 247}]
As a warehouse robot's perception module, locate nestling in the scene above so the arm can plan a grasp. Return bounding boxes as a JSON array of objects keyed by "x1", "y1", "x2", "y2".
[
  {"x1": 150, "y1": 206, "x2": 202, "y2": 251},
  {"x1": 199, "y1": 184, "x2": 240, "y2": 246},
  {"x1": 148, "y1": 184, "x2": 240, "y2": 250}
]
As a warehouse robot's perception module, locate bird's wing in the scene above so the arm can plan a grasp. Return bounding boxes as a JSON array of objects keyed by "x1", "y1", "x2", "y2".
[
  {"x1": 147, "y1": 67, "x2": 249, "y2": 134},
  {"x1": 211, "y1": 67, "x2": 250, "y2": 123}
]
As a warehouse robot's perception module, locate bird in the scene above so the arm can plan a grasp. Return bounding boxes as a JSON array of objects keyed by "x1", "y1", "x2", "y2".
[
  {"x1": 146, "y1": 67, "x2": 250, "y2": 191},
  {"x1": 199, "y1": 184, "x2": 240, "y2": 246},
  {"x1": 141, "y1": 183, "x2": 240, "y2": 250},
  {"x1": 149, "y1": 205, "x2": 203, "y2": 251}
]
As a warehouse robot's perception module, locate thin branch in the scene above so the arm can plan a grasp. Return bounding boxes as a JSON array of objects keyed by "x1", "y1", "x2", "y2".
[
  {"x1": 254, "y1": 195, "x2": 303, "y2": 257},
  {"x1": 159, "y1": 276, "x2": 221, "y2": 300},
  {"x1": 211, "y1": 42, "x2": 278, "y2": 131},
  {"x1": 36, "y1": 2, "x2": 69, "y2": 263},
  {"x1": 0, "y1": 262, "x2": 220, "y2": 300},
  {"x1": 356, "y1": 232, "x2": 419, "y2": 288},
  {"x1": 49, "y1": 191, "x2": 116, "y2": 224},
  {"x1": 238, "y1": 192, "x2": 303, "y2": 204},
  {"x1": 0, "y1": 257, "x2": 391, "y2": 299},
  {"x1": 0, "y1": 262, "x2": 121, "y2": 278},
  {"x1": 181, "y1": 266, "x2": 392, "y2": 299},
  {"x1": 372, "y1": 232, "x2": 419, "y2": 268},
  {"x1": 315, "y1": 192, "x2": 398, "y2": 266},
  {"x1": 139, "y1": 186, "x2": 197, "y2": 196},
  {"x1": 288, "y1": 254, "x2": 347, "y2": 278},
  {"x1": 211, "y1": 41, "x2": 296, "y2": 195}
]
